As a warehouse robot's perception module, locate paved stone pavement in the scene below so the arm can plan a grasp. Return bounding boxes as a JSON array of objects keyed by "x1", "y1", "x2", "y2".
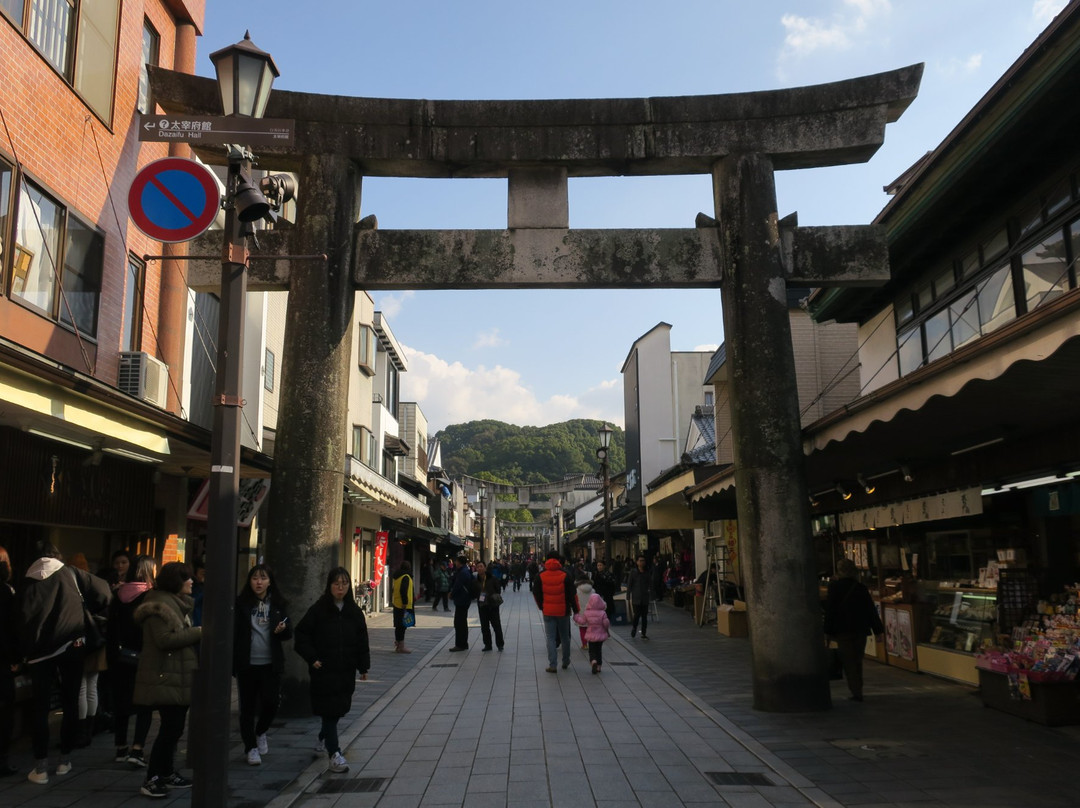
[{"x1": 4, "y1": 585, "x2": 1080, "y2": 807}]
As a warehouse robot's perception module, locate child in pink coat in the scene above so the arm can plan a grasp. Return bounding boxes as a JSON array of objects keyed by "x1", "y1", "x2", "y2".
[{"x1": 573, "y1": 593, "x2": 611, "y2": 674}]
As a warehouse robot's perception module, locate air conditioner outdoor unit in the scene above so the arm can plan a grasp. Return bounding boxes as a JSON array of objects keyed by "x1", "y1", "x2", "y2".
[{"x1": 118, "y1": 351, "x2": 169, "y2": 409}]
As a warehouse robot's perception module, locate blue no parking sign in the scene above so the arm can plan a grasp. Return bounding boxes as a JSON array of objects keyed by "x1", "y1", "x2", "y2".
[{"x1": 128, "y1": 157, "x2": 221, "y2": 243}]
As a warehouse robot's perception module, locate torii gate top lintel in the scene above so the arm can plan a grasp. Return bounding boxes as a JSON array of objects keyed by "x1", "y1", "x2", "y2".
[{"x1": 149, "y1": 63, "x2": 922, "y2": 177}]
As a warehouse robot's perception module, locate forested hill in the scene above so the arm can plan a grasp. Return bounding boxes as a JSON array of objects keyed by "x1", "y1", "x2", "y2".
[{"x1": 435, "y1": 419, "x2": 624, "y2": 485}]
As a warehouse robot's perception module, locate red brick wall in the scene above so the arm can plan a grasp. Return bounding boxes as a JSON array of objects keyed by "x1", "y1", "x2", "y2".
[{"x1": 0, "y1": 0, "x2": 206, "y2": 386}]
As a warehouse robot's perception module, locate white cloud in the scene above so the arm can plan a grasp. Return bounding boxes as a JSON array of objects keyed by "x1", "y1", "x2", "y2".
[
  {"x1": 400, "y1": 346, "x2": 622, "y2": 432},
  {"x1": 777, "y1": 0, "x2": 891, "y2": 77},
  {"x1": 937, "y1": 52, "x2": 983, "y2": 79},
  {"x1": 692, "y1": 343, "x2": 720, "y2": 353},
  {"x1": 472, "y1": 328, "x2": 508, "y2": 349},
  {"x1": 1033, "y1": 0, "x2": 1067, "y2": 26},
  {"x1": 375, "y1": 291, "x2": 414, "y2": 319}
]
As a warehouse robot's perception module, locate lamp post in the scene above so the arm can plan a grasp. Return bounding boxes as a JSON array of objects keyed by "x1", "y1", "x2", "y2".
[
  {"x1": 195, "y1": 33, "x2": 279, "y2": 808},
  {"x1": 553, "y1": 499, "x2": 562, "y2": 555},
  {"x1": 477, "y1": 485, "x2": 486, "y2": 560},
  {"x1": 597, "y1": 423, "x2": 613, "y2": 554}
]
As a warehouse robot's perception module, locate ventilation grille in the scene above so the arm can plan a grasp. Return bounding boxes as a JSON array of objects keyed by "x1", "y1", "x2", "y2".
[
  {"x1": 705, "y1": 771, "x2": 774, "y2": 787},
  {"x1": 317, "y1": 777, "x2": 387, "y2": 794}
]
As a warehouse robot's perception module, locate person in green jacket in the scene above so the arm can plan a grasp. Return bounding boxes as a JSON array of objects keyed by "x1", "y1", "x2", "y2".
[{"x1": 132, "y1": 562, "x2": 201, "y2": 798}]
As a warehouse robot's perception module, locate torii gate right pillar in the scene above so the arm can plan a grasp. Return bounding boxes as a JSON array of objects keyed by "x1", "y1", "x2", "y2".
[{"x1": 715, "y1": 153, "x2": 830, "y2": 711}]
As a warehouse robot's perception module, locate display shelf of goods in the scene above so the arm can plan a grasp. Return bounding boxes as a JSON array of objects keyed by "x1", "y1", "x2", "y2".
[{"x1": 926, "y1": 588, "x2": 997, "y2": 654}]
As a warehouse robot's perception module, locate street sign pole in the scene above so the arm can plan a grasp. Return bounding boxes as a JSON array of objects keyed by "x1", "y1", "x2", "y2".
[{"x1": 193, "y1": 145, "x2": 248, "y2": 808}]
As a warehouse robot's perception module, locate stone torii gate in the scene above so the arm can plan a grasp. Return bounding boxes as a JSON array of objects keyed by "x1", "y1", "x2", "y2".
[{"x1": 153, "y1": 63, "x2": 921, "y2": 714}]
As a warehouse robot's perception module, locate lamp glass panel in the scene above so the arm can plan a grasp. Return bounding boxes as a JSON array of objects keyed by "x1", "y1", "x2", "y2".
[{"x1": 214, "y1": 57, "x2": 235, "y2": 115}]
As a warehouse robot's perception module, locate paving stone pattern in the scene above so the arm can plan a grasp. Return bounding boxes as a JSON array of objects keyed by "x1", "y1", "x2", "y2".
[{"x1": 3, "y1": 587, "x2": 1080, "y2": 806}]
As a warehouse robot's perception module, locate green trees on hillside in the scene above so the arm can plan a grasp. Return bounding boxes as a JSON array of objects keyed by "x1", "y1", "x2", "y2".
[{"x1": 437, "y1": 419, "x2": 624, "y2": 486}]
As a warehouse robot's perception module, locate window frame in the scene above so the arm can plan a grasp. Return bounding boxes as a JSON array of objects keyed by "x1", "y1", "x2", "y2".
[
  {"x1": 357, "y1": 323, "x2": 376, "y2": 376},
  {"x1": 893, "y1": 168, "x2": 1080, "y2": 377},
  {"x1": 137, "y1": 18, "x2": 159, "y2": 115},
  {"x1": 121, "y1": 254, "x2": 144, "y2": 352},
  {"x1": 1, "y1": 0, "x2": 121, "y2": 123},
  {"x1": 264, "y1": 348, "x2": 276, "y2": 392},
  {"x1": 7, "y1": 171, "x2": 104, "y2": 339}
]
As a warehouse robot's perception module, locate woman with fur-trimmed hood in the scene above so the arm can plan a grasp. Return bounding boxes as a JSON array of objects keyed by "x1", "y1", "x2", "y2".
[{"x1": 132, "y1": 562, "x2": 201, "y2": 798}]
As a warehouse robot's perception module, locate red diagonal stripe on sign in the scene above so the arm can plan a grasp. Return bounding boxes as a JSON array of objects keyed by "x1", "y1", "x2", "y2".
[{"x1": 149, "y1": 176, "x2": 199, "y2": 223}]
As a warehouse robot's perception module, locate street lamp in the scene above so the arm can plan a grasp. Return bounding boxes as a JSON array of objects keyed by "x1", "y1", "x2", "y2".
[
  {"x1": 196, "y1": 33, "x2": 279, "y2": 808},
  {"x1": 597, "y1": 423, "x2": 613, "y2": 555},
  {"x1": 477, "y1": 485, "x2": 487, "y2": 560}
]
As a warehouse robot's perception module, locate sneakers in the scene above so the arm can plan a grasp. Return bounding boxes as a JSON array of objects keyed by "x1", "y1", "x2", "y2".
[
  {"x1": 56, "y1": 760, "x2": 72, "y2": 776},
  {"x1": 256, "y1": 733, "x2": 269, "y2": 755},
  {"x1": 28, "y1": 767, "x2": 48, "y2": 785},
  {"x1": 591, "y1": 661, "x2": 599, "y2": 675},
  {"x1": 561, "y1": 661, "x2": 570, "y2": 669},
  {"x1": 162, "y1": 772, "x2": 193, "y2": 789},
  {"x1": 545, "y1": 666, "x2": 557, "y2": 673},
  {"x1": 116, "y1": 747, "x2": 130, "y2": 763},
  {"x1": 246, "y1": 748, "x2": 262, "y2": 766},
  {"x1": 328, "y1": 751, "x2": 349, "y2": 773},
  {"x1": 140, "y1": 777, "x2": 167, "y2": 798},
  {"x1": 127, "y1": 749, "x2": 148, "y2": 767}
]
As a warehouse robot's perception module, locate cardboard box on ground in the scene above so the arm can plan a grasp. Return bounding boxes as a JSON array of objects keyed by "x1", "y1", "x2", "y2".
[{"x1": 718, "y1": 601, "x2": 748, "y2": 637}]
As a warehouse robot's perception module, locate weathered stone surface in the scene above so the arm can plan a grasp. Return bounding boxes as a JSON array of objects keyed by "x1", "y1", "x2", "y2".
[
  {"x1": 148, "y1": 64, "x2": 923, "y2": 176},
  {"x1": 715, "y1": 152, "x2": 831, "y2": 712},
  {"x1": 785, "y1": 224, "x2": 890, "y2": 287},
  {"x1": 354, "y1": 228, "x2": 723, "y2": 289}
]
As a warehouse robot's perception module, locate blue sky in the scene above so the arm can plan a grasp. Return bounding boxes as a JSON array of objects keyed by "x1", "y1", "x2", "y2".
[{"x1": 202, "y1": 0, "x2": 1066, "y2": 432}]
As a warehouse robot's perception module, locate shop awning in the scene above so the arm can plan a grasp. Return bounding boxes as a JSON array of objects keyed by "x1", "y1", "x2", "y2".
[{"x1": 345, "y1": 456, "x2": 429, "y2": 520}]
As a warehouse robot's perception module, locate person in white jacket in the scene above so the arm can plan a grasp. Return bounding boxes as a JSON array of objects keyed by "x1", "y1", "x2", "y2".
[{"x1": 18, "y1": 542, "x2": 111, "y2": 784}]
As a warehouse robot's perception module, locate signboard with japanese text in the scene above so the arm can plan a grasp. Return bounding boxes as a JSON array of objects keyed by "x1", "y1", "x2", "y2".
[
  {"x1": 372, "y1": 531, "x2": 389, "y2": 586},
  {"x1": 138, "y1": 114, "x2": 294, "y2": 147}
]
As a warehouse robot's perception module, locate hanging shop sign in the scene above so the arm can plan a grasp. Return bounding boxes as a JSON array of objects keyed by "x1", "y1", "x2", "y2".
[{"x1": 839, "y1": 487, "x2": 983, "y2": 532}]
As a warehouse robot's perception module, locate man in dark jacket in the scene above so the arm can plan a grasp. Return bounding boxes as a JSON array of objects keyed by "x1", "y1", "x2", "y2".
[
  {"x1": 19, "y1": 542, "x2": 111, "y2": 784},
  {"x1": 591, "y1": 559, "x2": 618, "y2": 619},
  {"x1": 824, "y1": 558, "x2": 885, "y2": 702},
  {"x1": 533, "y1": 551, "x2": 578, "y2": 673},
  {"x1": 448, "y1": 556, "x2": 474, "y2": 652},
  {"x1": 626, "y1": 555, "x2": 651, "y2": 639}
]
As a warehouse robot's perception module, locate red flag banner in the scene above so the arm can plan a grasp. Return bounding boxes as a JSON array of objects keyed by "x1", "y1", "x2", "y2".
[{"x1": 373, "y1": 531, "x2": 389, "y2": 587}]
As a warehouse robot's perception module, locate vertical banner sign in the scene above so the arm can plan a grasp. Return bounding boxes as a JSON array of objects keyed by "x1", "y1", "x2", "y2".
[{"x1": 373, "y1": 531, "x2": 389, "y2": 586}]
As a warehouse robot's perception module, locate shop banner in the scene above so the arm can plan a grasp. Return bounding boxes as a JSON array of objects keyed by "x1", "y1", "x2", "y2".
[
  {"x1": 372, "y1": 531, "x2": 388, "y2": 587},
  {"x1": 840, "y1": 487, "x2": 982, "y2": 532}
]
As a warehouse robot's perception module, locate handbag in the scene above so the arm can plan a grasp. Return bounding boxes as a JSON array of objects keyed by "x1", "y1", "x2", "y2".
[
  {"x1": 402, "y1": 609, "x2": 415, "y2": 628},
  {"x1": 488, "y1": 592, "x2": 503, "y2": 606},
  {"x1": 68, "y1": 568, "x2": 106, "y2": 652}
]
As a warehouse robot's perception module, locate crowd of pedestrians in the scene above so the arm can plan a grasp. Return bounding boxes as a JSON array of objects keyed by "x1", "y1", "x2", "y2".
[{"x1": 0, "y1": 539, "x2": 681, "y2": 798}]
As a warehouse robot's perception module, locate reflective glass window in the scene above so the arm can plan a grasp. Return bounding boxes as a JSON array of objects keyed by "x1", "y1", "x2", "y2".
[
  {"x1": 924, "y1": 309, "x2": 951, "y2": 363},
  {"x1": 977, "y1": 265, "x2": 1016, "y2": 334},
  {"x1": 897, "y1": 327, "x2": 923, "y2": 376},
  {"x1": 12, "y1": 181, "x2": 61, "y2": 314},
  {"x1": 1021, "y1": 229, "x2": 1068, "y2": 311},
  {"x1": 59, "y1": 215, "x2": 102, "y2": 336},
  {"x1": 950, "y1": 291, "x2": 979, "y2": 350}
]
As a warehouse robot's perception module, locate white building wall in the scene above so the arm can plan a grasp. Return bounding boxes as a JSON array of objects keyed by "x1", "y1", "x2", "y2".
[
  {"x1": 858, "y1": 305, "x2": 900, "y2": 395},
  {"x1": 262, "y1": 292, "x2": 287, "y2": 431},
  {"x1": 348, "y1": 292, "x2": 377, "y2": 455},
  {"x1": 634, "y1": 326, "x2": 677, "y2": 490},
  {"x1": 671, "y1": 351, "x2": 712, "y2": 451}
]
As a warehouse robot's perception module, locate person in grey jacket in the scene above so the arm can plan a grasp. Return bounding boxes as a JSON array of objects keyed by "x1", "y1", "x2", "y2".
[
  {"x1": 625, "y1": 555, "x2": 652, "y2": 639},
  {"x1": 18, "y1": 541, "x2": 110, "y2": 785}
]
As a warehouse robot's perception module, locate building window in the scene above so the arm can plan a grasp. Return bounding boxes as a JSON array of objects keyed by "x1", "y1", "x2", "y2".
[
  {"x1": 264, "y1": 348, "x2": 275, "y2": 392},
  {"x1": 894, "y1": 170, "x2": 1080, "y2": 377},
  {"x1": 383, "y1": 361, "x2": 399, "y2": 413},
  {"x1": 121, "y1": 255, "x2": 144, "y2": 352},
  {"x1": 352, "y1": 425, "x2": 376, "y2": 469},
  {"x1": 10, "y1": 178, "x2": 103, "y2": 337},
  {"x1": 357, "y1": 323, "x2": 376, "y2": 376},
  {"x1": 0, "y1": 159, "x2": 12, "y2": 292},
  {"x1": 704, "y1": 391, "x2": 714, "y2": 407},
  {"x1": 2, "y1": 0, "x2": 120, "y2": 121},
  {"x1": 137, "y1": 20, "x2": 159, "y2": 114}
]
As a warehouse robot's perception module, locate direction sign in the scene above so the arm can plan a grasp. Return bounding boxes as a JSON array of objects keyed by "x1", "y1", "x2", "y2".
[
  {"x1": 138, "y1": 114, "x2": 294, "y2": 147},
  {"x1": 128, "y1": 157, "x2": 221, "y2": 243}
]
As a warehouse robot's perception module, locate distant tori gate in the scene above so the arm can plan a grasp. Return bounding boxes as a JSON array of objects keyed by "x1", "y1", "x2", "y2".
[{"x1": 154, "y1": 62, "x2": 922, "y2": 714}]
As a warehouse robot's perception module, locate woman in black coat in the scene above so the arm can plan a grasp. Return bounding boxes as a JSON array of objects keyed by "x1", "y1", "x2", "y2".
[
  {"x1": 233, "y1": 564, "x2": 291, "y2": 766},
  {"x1": 294, "y1": 567, "x2": 369, "y2": 774},
  {"x1": 0, "y1": 545, "x2": 18, "y2": 777}
]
